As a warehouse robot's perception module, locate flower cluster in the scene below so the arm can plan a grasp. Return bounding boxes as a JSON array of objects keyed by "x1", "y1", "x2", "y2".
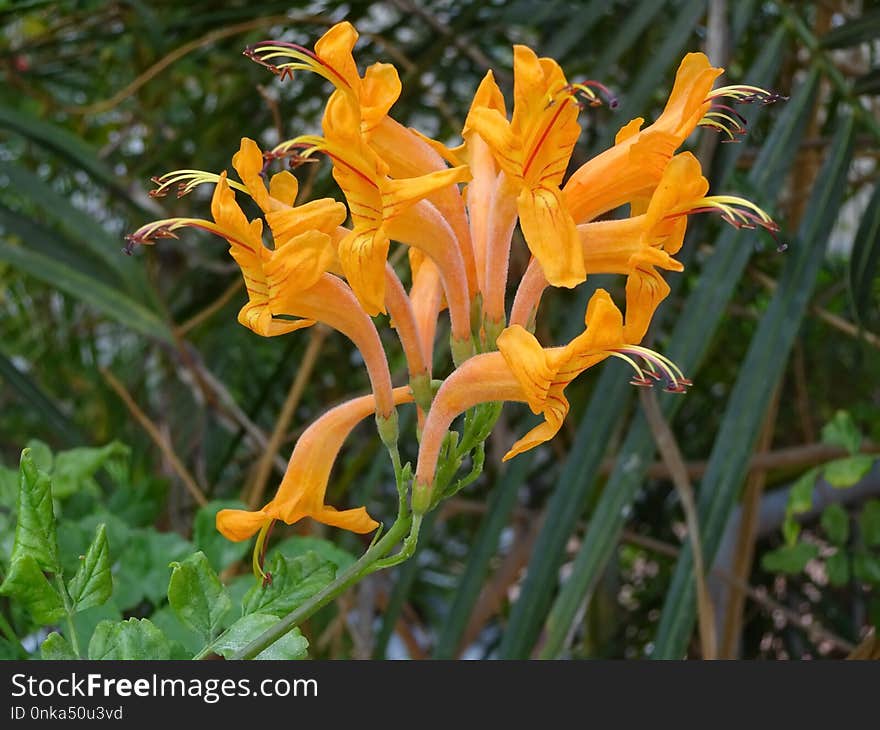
[{"x1": 127, "y1": 22, "x2": 782, "y2": 575}]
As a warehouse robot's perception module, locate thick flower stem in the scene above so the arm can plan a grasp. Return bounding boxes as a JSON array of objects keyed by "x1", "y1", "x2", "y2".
[{"x1": 228, "y1": 514, "x2": 412, "y2": 660}]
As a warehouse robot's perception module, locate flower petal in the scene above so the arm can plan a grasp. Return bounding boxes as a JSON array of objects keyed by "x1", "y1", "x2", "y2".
[{"x1": 517, "y1": 186, "x2": 585, "y2": 288}]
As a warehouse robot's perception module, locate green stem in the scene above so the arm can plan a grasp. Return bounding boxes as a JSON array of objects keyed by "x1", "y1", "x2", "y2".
[
  {"x1": 227, "y1": 514, "x2": 413, "y2": 660},
  {"x1": 54, "y1": 575, "x2": 81, "y2": 658}
]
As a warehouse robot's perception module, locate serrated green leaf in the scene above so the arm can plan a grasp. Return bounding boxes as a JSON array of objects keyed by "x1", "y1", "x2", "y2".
[
  {"x1": 88, "y1": 618, "x2": 171, "y2": 660},
  {"x1": 40, "y1": 632, "x2": 77, "y2": 660},
  {"x1": 12, "y1": 449, "x2": 59, "y2": 572},
  {"x1": 193, "y1": 500, "x2": 250, "y2": 572},
  {"x1": 213, "y1": 614, "x2": 308, "y2": 660},
  {"x1": 853, "y1": 554, "x2": 880, "y2": 585},
  {"x1": 167, "y1": 551, "x2": 231, "y2": 640},
  {"x1": 860, "y1": 500, "x2": 880, "y2": 547},
  {"x1": 241, "y1": 551, "x2": 335, "y2": 619},
  {"x1": 826, "y1": 552, "x2": 850, "y2": 587},
  {"x1": 824, "y1": 456, "x2": 874, "y2": 488},
  {"x1": 0, "y1": 554, "x2": 65, "y2": 624},
  {"x1": 821, "y1": 504, "x2": 850, "y2": 546},
  {"x1": 52, "y1": 442, "x2": 129, "y2": 499},
  {"x1": 761, "y1": 543, "x2": 819, "y2": 574},
  {"x1": 821, "y1": 411, "x2": 862, "y2": 454},
  {"x1": 67, "y1": 524, "x2": 112, "y2": 612}
]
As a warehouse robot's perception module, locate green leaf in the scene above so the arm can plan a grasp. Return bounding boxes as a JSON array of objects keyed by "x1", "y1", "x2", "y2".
[
  {"x1": 0, "y1": 239, "x2": 173, "y2": 343},
  {"x1": 24, "y1": 439, "x2": 53, "y2": 473},
  {"x1": 52, "y1": 442, "x2": 129, "y2": 499},
  {"x1": 789, "y1": 468, "x2": 819, "y2": 514},
  {"x1": 821, "y1": 411, "x2": 863, "y2": 454},
  {"x1": 11, "y1": 449, "x2": 59, "y2": 572},
  {"x1": 40, "y1": 632, "x2": 77, "y2": 660},
  {"x1": 114, "y1": 529, "x2": 193, "y2": 609},
  {"x1": 272, "y1": 535, "x2": 357, "y2": 571},
  {"x1": 87, "y1": 618, "x2": 171, "y2": 660},
  {"x1": 528, "y1": 37, "x2": 801, "y2": 660},
  {"x1": 652, "y1": 111, "x2": 857, "y2": 659},
  {"x1": 824, "y1": 456, "x2": 874, "y2": 488},
  {"x1": 242, "y1": 551, "x2": 335, "y2": 619},
  {"x1": 826, "y1": 552, "x2": 850, "y2": 588},
  {"x1": 212, "y1": 614, "x2": 308, "y2": 660},
  {"x1": 820, "y1": 8, "x2": 880, "y2": 49},
  {"x1": 761, "y1": 543, "x2": 819, "y2": 574},
  {"x1": 67, "y1": 524, "x2": 112, "y2": 612},
  {"x1": 853, "y1": 554, "x2": 880, "y2": 585},
  {"x1": 782, "y1": 515, "x2": 801, "y2": 547},
  {"x1": 167, "y1": 551, "x2": 231, "y2": 640},
  {"x1": 847, "y1": 182, "x2": 880, "y2": 325},
  {"x1": 0, "y1": 554, "x2": 65, "y2": 624},
  {"x1": 0, "y1": 351, "x2": 85, "y2": 447},
  {"x1": 821, "y1": 504, "x2": 850, "y2": 546},
  {"x1": 193, "y1": 500, "x2": 250, "y2": 572},
  {"x1": 859, "y1": 500, "x2": 880, "y2": 547}
]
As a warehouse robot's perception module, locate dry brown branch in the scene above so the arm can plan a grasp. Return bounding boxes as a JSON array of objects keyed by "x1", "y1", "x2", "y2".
[{"x1": 639, "y1": 389, "x2": 717, "y2": 660}]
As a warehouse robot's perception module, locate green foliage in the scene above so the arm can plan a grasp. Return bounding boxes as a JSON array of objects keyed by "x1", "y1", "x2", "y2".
[
  {"x1": 1, "y1": 0, "x2": 878, "y2": 661},
  {"x1": 212, "y1": 614, "x2": 308, "y2": 661},
  {"x1": 168, "y1": 552, "x2": 232, "y2": 640},
  {"x1": 66, "y1": 524, "x2": 112, "y2": 612}
]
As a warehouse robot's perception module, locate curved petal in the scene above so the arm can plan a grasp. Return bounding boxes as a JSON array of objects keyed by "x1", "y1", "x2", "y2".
[
  {"x1": 216, "y1": 508, "x2": 272, "y2": 542},
  {"x1": 517, "y1": 186, "x2": 585, "y2": 288}
]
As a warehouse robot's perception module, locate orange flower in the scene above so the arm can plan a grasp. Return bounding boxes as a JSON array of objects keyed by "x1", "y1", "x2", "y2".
[
  {"x1": 413, "y1": 290, "x2": 690, "y2": 506},
  {"x1": 563, "y1": 52, "x2": 723, "y2": 224},
  {"x1": 127, "y1": 139, "x2": 397, "y2": 417},
  {"x1": 467, "y1": 45, "x2": 585, "y2": 293},
  {"x1": 217, "y1": 386, "x2": 415, "y2": 543}
]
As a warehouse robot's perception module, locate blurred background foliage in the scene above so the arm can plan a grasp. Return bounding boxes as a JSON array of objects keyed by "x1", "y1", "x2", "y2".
[{"x1": 0, "y1": 0, "x2": 879, "y2": 659}]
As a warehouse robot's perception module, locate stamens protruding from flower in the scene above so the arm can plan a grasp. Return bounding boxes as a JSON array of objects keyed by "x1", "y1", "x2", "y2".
[
  {"x1": 569, "y1": 80, "x2": 619, "y2": 109},
  {"x1": 666, "y1": 195, "x2": 783, "y2": 247},
  {"x1": 244, "y1": 41, "x2": 352, "y2": 89},
  {"x1": 123, "y1": 217, "x2": 232, "y2": 254},
  {"x1": 267, "y1": 137, "x2": 325, "y2": 168},
  {"x1": 700, "y1": 85, "x2": 786, "y2": 142},
  {"x1": 251, "y1": 519, "x2": 276, "y2": 585},
  {"x1": 707, "y1": 84, "x2": 788, "y2": 106},
  {"x1": 149, "y1": 170, "x2": 248, "y2": 199},
  {"x1": 610, "y1": 345, "x2": 691, "y2": 393}
]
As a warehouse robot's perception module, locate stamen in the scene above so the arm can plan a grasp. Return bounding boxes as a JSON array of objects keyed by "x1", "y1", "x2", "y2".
[
  {"x1": 267, "y1": 137, "x2": 325, "y2": 168},
  {"x1": 149, "y1": 169, "x2": 248, "y2": 199},
  {"x1": 244, "y1": 41, "x2": 353, "y2": 90},
  {"x1": 570, "y1": 80, "x2": 618, "y2": 109},
  {"x1": 706, "y1": 84, "x2": 788, "y2": 106},
  {"x1": 610, "y1": 346, "x2": 691, "y2": 394},
  {"x1": 251, "y1": 519, "x2": 276, "y2": 586},
  {"x1": 665, "y1": 195, "x2": 784, "y2": 248}
]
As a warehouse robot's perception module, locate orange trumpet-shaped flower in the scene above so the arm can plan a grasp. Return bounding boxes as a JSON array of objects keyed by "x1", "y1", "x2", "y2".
[
  {"x1": 512, "y1": 152, "x2": 709, "y2": 341},
  {"x1": 413, "y1": 290, "x2": 690, "y2": 502},
  {"x1": 467, "y1": 45, "x2": 585, "y2": 291},
  {"x1": 282, "y1": 93, "x2": 473, "y2": 350},
  {"x1": 217, "y1": 386, "x2": 415, "y2": 543},
  {"x1": 127, "y1": 143, "x2": 398, "y2": 418},
  {"x1": 563, "y1": 52, "x2": 723, "y2": 224},
  {"x1": 246, "y1": 21, "x2": 401, "y2": 135}
]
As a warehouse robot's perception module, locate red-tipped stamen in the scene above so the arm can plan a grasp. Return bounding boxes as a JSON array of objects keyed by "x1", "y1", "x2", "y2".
[
  {"x1": 609, "y1": 346, "x2": 691, "y2": 394},
  {"x1": 570, "y1": 80, "x2": 618, "y2": 109},
  {"x1": 244, "y1": 40, "x2": 353, "y2": 90}
]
